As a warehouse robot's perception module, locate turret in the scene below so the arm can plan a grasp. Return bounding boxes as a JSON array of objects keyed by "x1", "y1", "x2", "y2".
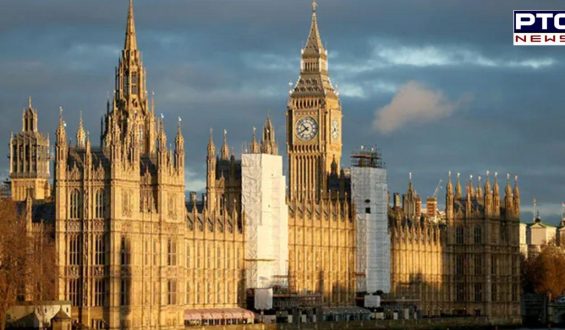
[
  {"x1": 261, "y1": 116, "x2": 278, "y2": 155},
  {"x1": 76, "y1": 112, "x2": 86, "y2": 149},
  {"x1": 147, "y1": 92, "x2": 157, "y2": 155},
  {"x1": 493, "y1": 172, "x2": 501, "y2": 217},
  {"x1": 455, "y1": 172, "x2": 462, "y2": 199},
  {"x1": 10, "y1": 98, "x2": 51, "y2": 201},
  {"x1": 476, "y1": 176, "x2": 483, "y2": 200},
  {"x1": 484, "y1": 171, "x2": 492, "y2": 217},
  {"x1": 330, "y1": 156, "x2": 338, "y2": 176},
  {"x1": 157, "y1": 117, "x2": 168, "y2": 165},
  {"x1": 175, "y1": 117, "x2": 184, "y2": 171},
  {"x1": 22, "y1": 96, "x2": 38, "y2": 133},
  {"x1": 250, "y1": 127, "x2": 260, "y2": 154},
  {"x1": 84, "y1": 132, "x2": 92, "y2": 166},
  {"x1": 466, "y1": 175, "x2": 473, "y2": 218},
  {"x1": 206, "y1": 129, "x2": 217, "y2": 211},
  {"x1": 513, "y1": 175, "x2": 520, "y2": 218},
  {"x1": 504, "y1": 173, "x2": 514, "y2": 219},
  {"x1": 220, "y1": 129, "x2": 230, "y2": 160},
  {"x1": 446, "y1": 171, "x2": 454, "y2": 221},
  {"x1": 56, "y1": 107, "x2": 67, "y2": 158}
]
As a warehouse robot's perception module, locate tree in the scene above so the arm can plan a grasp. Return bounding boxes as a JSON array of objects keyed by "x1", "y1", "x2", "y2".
[
  {"x1": 522, "y1": 244, "x2": 565, "y2": 299},
  {"x1": 0, "y1": 199, "x2": 29, "y2": 330},
  {"x1": 0, "y1": 199, "x2": 56, "y2": 330}
]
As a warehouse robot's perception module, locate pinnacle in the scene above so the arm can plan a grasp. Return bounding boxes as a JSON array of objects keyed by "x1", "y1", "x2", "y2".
[{"x1": 124, "y1": 0, "x2": 138, "y2": 51}]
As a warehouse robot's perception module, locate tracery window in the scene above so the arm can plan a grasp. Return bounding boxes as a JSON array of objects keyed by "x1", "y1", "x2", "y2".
[
  {"x1": 120, "y1": 236, "x2": 130, "y2": 265},
  {"x1": 167, "y1": 280, "x2": 177, "y2": 305},
  {"x1": 474, "y1": 225, "x2": 482, "y2": 244},
  {"x1": 455, "y1": 226, "x2": 464, "y2": 244},
  {"x1": 95, "y1": 189, "x2": 105, "y2": 219},
  {"x1": 70, "y1": 189, "x2": 81, "y2": 219},
  {"x1": 120, "y1": 279, "x2": 129, "y2": 305},
  {"x1": 474, "y1": 283, "x2": 482, "y2": 302},
  {"x1": 69, "y1": 235, "x2": 81, "y2": 265},
  {"x1": 474, "y1": 254, "x2": 482, "y2": 276},
  {"x1": 95, "y1": 235, "x2": 105, "y2": 265},
  {"x1": 456, "y1": 254, "x2": 464, "y2": 276},
  {"x1": 69, "y1": 279, "x2": 81, "y2": 306},
  {"x1": 167, "y1": 239, "x2": 177, "y2": 266},
  {"x1": 94, "y1": 279, "x2": 105, "y2": 306}
]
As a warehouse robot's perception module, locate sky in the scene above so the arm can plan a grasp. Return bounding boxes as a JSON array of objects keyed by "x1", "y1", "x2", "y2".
[{"x1": 1, "y1": 0, "x2": 564, "y2": 224}]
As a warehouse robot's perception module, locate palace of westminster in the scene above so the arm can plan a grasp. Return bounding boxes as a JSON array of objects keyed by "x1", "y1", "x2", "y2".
[{"x1": 5, "y1": 1, "x2": 522, "y2": 328}]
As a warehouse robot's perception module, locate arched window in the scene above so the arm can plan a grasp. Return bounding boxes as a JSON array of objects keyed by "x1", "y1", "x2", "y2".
[
  {"x1": 70, "y1": 189, "x2": 81, "y2": 219},
  {"x1": 455, "y1": 226, "x2": 464, "y2": 245},
  {"x1": 474, "y1": 225, "x2": 482, "y2": 244},
  {"x1": 95, "y1": 189, "x2": 105, "y2": 219}
]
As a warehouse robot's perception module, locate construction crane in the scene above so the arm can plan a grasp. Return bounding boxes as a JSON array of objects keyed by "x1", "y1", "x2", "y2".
[{"x1": 432, "y1": 179, "x2": 443, "y2": 198}]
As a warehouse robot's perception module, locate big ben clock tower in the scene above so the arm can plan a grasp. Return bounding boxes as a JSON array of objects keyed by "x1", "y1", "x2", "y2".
[{"x1": 287, "y1": 0, "x2": 342, "y2": 201}]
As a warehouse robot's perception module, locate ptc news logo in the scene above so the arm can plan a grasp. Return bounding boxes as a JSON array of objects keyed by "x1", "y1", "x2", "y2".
[{"x1": 514, "y1": 11, "x2": 565, "y2": 45}]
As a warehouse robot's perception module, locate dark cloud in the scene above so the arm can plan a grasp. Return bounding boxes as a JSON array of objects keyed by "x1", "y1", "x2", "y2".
[{"x1": 1, "y1": 0, "x2": 564, "y2": 223}]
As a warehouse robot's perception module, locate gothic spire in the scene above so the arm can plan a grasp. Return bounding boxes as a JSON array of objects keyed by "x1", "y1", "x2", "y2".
[
  {"x1": 446, "y1": 171, "x2": 453, "y2": 195},
  {"x1": 175, "y1": 117, "x2": 184, "y2": 147},
  {"x1": 76, "y1": 112, "x2": 86, "y2": 148},
  {"x1": 220, "y1": 129, "x2": 230, "y2": 160},
  {"x1": 485, "y1": 170, "x2": 491, "y2": 194},
  {"x1": 22, "y1": 96, "x2": 38, "y2": 133},
  {"x1": 250, "y1": 127, "x2": 260, "y2": 154},
  {"x1": 304, "y1": 0, "x2": 325, "y2": 55},
  {"x1": 124, "y1": 0, "x2": 138, "y2": 51},
  {"x1": 505, "y1": 173, "x2": 513, "y2": 196},
  {"x1": 513, "y1": 175, "x2": 520, "y2": 198},
  {"x1": 207, "y1": 128, "x2": 216, "y2": 157},
  {"x1": 261, "y1": 116, "x2": 278, "y2": 155},
  {"x1": 455, "y1": 172, "x2": 462, "y2": 199},
  {"x1": 493, "y1": 172, "x2": 500, "y2": 198},
  {"x1": 56, "y1": 107, "x2": 67, "y2": 146}
]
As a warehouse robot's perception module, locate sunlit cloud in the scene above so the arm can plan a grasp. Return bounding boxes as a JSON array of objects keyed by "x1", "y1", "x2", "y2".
[{"x1": 373, "y1": 81, "x2": 468, "y2": 134}]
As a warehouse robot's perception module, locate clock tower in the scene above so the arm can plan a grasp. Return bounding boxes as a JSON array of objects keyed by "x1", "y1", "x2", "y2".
[{"x1": 287, "y1": 0, "x2": 342, "y2": 201}]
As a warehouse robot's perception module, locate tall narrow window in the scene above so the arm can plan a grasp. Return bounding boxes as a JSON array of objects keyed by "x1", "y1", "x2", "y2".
[
  {"x1": 456, "y1": 254, "x2": 464, "y2": 276},
  {"x1": 512, "y1": 284, "x2": 518, "y2": 302},
  {"x1": 69, "y1": 235, "x2": 80, "y2": 265},
  {"x1": 70, "y1": 189, "x2": 81, "y2": 219},
  {"x1": 186, "y1": 243, "x2": 190, "y2": 269},
  {"x1": 94, "y1": 279, "x2": 105, "y2": 306},
  {"x1": 456, "y1": 226, "x2": 464, "y2": 244},
  {"x1": 131, "y1": 72, "x2": 139, "y2": 95},
  {"x1": 69, "y1": 279, "x2": 80, "y2": 306},
  {"x1": 456, "y1": 282, "x2": 465, "y2": 302},
  {"x1": 120, "y1": 236, "x2": 129, "y2": 265},
  {"x1": 120, "y1": 279, "x2": 129, "y2": 305},
  {"x1": 474, "y1": 254, "x2": 482, "y2": 276},
  {"x1": 95, "y1": 189, "x2": 105, "y2": 219},
  {"x1": 167, "y1": 239, "x2": 177, "y2": 266},
  {"x1": 95, "y1": 235, "x2": 105, "y2": 265},
  {"x1": 491, "y1": 283, "x2": 497, "y2": 302},
  {"x1": 186, "y1": 281, "x2": 191, "y2": 304},
  {"x1": 491, "y1": 255, "x2": 497, "y2": 275},
  {"x1": 474, "y1": 225, "x2": 482, "y2": 244},
  {"x1": 474, "y1": 283, "x2": 482, "y2": 302},
  {"x1": 167, "y1": 280, "x2": 177, "y2": 305}
]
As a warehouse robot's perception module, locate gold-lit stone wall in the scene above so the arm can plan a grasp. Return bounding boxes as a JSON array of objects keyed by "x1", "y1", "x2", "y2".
[{"x1": 287, "y1": 196, "x2": 355, "y2": 305}]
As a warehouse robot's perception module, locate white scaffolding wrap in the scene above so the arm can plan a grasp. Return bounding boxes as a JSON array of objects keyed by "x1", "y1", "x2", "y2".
[
  {"x1": 351, "y1": 166, "x2": 391, "y2": 294},
  {"x1": 242, "y1": 154, "x2": 289, "y2": 290}
]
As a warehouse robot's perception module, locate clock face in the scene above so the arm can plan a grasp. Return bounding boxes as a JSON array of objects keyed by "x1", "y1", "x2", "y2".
[
  {"x1": 331, "y1": 119, "x2": 339, "y2": 141},
  {"x1": 296, "y1": 117, "x2": 318, "y2": 141}
]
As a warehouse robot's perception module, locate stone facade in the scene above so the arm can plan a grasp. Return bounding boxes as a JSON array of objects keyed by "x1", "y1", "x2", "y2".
[
  {"x1": 389, "y1": 173, "x2": 522, "y2": 322},
  {"x1": 9, "y1": 97, "x2": 51, "y2": 202},
  {"x1": 7, "y1": 0, "x2": 523, "y2": 328}
]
